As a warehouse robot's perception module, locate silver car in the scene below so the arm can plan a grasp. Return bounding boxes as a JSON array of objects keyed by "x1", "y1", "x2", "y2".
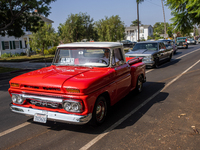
[{"x1": 125, "y1": 41, "x2": 174, "y2": 68}]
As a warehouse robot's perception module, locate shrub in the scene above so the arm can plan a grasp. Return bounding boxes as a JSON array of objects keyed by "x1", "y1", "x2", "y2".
[
  {"x1": 20, "y1": 52, "x2": 26, "y2": 56},
  {"x1": 35, "y1": 49, "x2": 41, "y2": 54},
  {"x1": 44, "y1": 49, "x2": 49, "y2": 55},
  {"x1": 1, "y1": 52, "x2": 12, "y2": 58},
  {"x1": 48, "y1": 46, "x2": 57, "y2": 55}
]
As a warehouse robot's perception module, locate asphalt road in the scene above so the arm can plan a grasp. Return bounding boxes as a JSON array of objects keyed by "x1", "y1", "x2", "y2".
[{"x1": 1, "y1": 45, "x2": 200, "y2": 150}]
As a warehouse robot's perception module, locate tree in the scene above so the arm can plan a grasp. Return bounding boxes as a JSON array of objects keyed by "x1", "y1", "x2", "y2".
[
  {"x1": 29, "y1": 23, "x2": 58, "y2": 55},
  {"x1": 153, "y1": 22, "x2": 170, "y2": 34},
  {"x1": 166, "y1": 0, "x2": 200, "y2": 35},
  {"x1": 58, "y1": 13, "x2": 97, "y2": 43},
  {"x1": 95, "y1": 15, "x2": 125, "y2": 41},
  {"x1": 131, "y1": 19, "x2": 141, "y2": 26},
  {"x1": 0, "y1": 0, "x2": 56, "y2": 37}
]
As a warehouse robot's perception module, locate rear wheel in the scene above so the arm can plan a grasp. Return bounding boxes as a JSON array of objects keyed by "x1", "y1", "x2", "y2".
[
  {"x1": 90, "y1": 96, "x2": 107, "y2": 126},
  {"x1": 168, "y1": 54, "x2": 172, "y2": 62},
  {"x1": 135, "y1": 75, "x2": 143, "y2": 93}
]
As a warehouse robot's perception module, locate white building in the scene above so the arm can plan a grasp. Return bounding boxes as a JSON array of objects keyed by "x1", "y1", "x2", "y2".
[
  {"x1": 125, "y1": 25, "x2": 153, "y2": 42},
  {"x1": 0, "y1": 16, "x2": 53, "y2": 57}
]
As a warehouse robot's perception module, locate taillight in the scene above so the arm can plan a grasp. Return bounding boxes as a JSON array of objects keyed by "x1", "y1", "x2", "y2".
[{"x1": 185, "y1": 39, "x2": 187, "y2": 42}]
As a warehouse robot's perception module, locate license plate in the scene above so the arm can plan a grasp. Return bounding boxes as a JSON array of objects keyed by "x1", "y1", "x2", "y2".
[{"x1": 34, "y1": 113, "x2": 47, "y2": 123}]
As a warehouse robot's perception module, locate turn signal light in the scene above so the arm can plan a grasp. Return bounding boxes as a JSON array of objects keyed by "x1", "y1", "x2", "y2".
[
  {"x1": 66, "y1": 88, "x2": 80, "y2": 93},
  {"x1": 11, "y1": 83, "x2": 20, "y2": 87}
]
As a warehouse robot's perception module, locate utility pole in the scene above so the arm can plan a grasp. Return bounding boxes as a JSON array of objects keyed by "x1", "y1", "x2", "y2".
[
  {"x1": 137, "y1": 2, "x2": 140, "y2": 42},
  {"x1": 161, "y1": 0, "x2": 166, "y2": 39}
]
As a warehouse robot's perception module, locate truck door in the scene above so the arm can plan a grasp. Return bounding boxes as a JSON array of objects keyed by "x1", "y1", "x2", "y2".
[{"x1": 112, "y1": 48, "x2": 131, "y2": 103}]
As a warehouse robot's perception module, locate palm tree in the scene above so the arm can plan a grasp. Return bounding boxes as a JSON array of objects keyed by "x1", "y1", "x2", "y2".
[{"x1": 136, "y1": 0, "x2": 144, "y2": 42}]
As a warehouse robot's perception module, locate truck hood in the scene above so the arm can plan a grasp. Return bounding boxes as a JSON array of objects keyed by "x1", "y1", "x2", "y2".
[
  {"x1": 9, "y1": 65, "x2": 113, "y2": 94},
  {"x1": 126, "y1": 49, "x2": 156, "y2": 56}
]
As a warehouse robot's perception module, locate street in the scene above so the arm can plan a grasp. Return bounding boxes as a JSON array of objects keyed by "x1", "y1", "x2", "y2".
[{"x1": 1, "y1": 45, "x2": 200, "y2": 150}]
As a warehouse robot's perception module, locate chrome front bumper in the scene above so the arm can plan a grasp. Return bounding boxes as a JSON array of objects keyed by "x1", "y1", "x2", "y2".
[{"x1": 10, "y1": 104, "x2": 92, "y2": 125}]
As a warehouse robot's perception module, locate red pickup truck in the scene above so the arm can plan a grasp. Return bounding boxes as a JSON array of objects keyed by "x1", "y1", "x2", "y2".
[{"x1": 9, "y1": 42, "x2": 146, "y2": 125}]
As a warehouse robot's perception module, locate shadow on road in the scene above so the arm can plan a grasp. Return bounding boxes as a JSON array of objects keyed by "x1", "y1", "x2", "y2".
[{"x1": 26, "y1": 81, "x2": 167, "y2": 134}]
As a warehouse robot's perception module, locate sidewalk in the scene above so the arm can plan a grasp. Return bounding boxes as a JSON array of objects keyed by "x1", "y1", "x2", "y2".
[
  {"x1": 0, "y1": 61, "x2": 52, "y2": 79},
  {"x1": 0, "y1": 61, "x2": 52, "y2": 70}
]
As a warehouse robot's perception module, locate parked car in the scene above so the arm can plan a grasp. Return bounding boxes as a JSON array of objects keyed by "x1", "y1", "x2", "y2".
[
  {"x1": 187, "y1": 38, "x2": 197, "y2": 45},
  {"x1": 125, "y1": 41, "x2": 174, "y2": 68},
  {"x1": 198, "y1": 38, "x2": 200, "y2": 43},
  {"x1": 171, "y1": 40, "x2": 178, "y2": 54},
  {"x1": 176, "y1": 37, "x2": 188, "y2": 49},
  {"x1": 9, "y1": 42, "x2": 146, "y2": 126},
  {"x1": 159, "y1": 39, "x2": 177, "y2": 54},
  {"x1": 121, "y1": 40, "x2": 135, "y2": 48}
]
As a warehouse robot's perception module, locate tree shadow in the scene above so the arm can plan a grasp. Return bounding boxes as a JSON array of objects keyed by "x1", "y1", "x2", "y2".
[{"x1": 26, "y1": 81, "x2": 167, "y2": 134}]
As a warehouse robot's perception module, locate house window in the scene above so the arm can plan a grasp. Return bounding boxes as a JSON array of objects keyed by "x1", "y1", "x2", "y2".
[
  {"x1": 140, "y1": 28, "x2": 144, "y2": 33},
  {"x1": 15, "y1": 41, "x2": 20, "y2": 49},
  {"x1": 4, "y1": 41, "x2": 9, "y2": 49}
]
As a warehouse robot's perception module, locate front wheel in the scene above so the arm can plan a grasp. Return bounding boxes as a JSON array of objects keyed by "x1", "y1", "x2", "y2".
[
  {"x1": 90, "y1": 96, "x2": 107, "y2": 126},
  {"x1": 153, "y1": 58, "x2": 159, "y2": 68}
]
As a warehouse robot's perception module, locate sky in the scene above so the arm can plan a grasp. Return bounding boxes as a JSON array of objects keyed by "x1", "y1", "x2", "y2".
[{"x1": 48, "y1": 0, "x2": 173, "y2": 31}]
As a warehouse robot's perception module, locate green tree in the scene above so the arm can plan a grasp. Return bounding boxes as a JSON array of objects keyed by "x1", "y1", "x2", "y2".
[
  {"x1": 153, "y1": 22, "x2": 170, "y2": 34},
  {"x1": 166, "y1": 0, "x2": 200, "y2": 35},
  {"x1": 29, "y1": 23, "x2": 58, "y2": 55},
  {"x1": 95, "y1": 15, "x2": 125, "y2": 42},
  {"x1": 131, "y1": 19, "x2": 141, "y2": 26},
  {"x1": 0, "y1": 0, "x2": 56, "y2": 37},
  {"x1": 58, "y1": 13, "x2": 97, "y2": 43}
]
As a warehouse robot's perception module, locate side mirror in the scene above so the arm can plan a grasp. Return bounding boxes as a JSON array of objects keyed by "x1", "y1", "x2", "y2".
[{"x1": 128, "y1": 49, "x2": 132, "y2": 52}]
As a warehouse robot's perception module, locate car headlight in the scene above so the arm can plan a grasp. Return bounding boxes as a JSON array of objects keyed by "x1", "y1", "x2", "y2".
[
  {"x1": 12, "y1": 94, "x2": 25, "y2": 104},
  {"x1": 63, "y1": 100, "x2": 83, "y2": 112},
  {"x1": 143, "y1": 55, "x2": 153, "y2": 61}
]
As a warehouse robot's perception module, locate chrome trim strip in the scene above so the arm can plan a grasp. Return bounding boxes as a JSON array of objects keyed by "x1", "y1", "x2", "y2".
[
  {"x1": 10, "y1": 104, "x2": 92, "y2": 125},
  {"x1": 12, "y1": 93, "x2": 63, "y2": 103}
]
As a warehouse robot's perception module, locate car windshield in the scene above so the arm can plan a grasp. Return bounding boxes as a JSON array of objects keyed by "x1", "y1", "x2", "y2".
[
  {"x1": 53, "y1": 48, "x2": 110, "y2": 67},
  {"x1": 188, "y1": 38, "x2": 194, "y2": 40},
  {"x1": 132, "y1": 43, "x2": 158, "y2": 51},
  {"x1": 162, "y1": 41, "x2": 172, "y2": 46},
  {"x1": 177, "y1": 38, "x2": 186, "y2": 40}
]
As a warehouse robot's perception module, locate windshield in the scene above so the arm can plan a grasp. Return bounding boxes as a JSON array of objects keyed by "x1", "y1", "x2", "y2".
[
  {"x1": 132, "y1": 43, "x2": 158, "y2": 51},
  {"x1": 188, "y1": 38, "x2": 194, "y2": 40},
  {"x1": 53, "y1": 48, "x2": 110, "y2": 67},
  {"x1": 177, "y1": 38, "x2": 186, "y2": 41},
  {"x1": 162, "y1": 41, "x2": 172, "y2": 46}
]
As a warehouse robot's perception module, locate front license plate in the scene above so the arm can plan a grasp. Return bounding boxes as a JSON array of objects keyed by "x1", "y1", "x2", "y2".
[{"x1": 34, "y1": 113, "x2": 47, "y2": 123}]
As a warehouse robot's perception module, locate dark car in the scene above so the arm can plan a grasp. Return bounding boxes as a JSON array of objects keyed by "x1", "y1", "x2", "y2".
[
  {"x1": 159, "y1": 39, "x2": 177, "y2": 54},
  {"x1": 121, "y1": 40, "x2": 135, "y2": 48},
  {"x1": 125, "y1": 41, "x2": 174, "y2": 68}
]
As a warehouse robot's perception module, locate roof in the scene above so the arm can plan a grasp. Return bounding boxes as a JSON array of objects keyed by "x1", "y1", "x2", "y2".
[
  {"x1": 125, "y1": 25, "x2": 152, "y2": 30},
  {"x1": 136, "y1": 41, "x2": 163, "y2": 44},
  {"x1": 57, "y1": 42, "x2": 123, "y2": 48},
  {"x1": 40, "y1": 15, "x2": 54, "y2": 24}
]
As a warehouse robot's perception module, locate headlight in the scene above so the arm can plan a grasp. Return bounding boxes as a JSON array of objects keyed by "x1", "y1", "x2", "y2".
[
  {"x1": 11, "y1": 94, "x2": 25, "y2": 104},
  {"x1": 143, "y1": 56, "x2": 153, "y2": 61},
  {"x1": 63, "y1": 100, "x2": 83, "y2": 112}
]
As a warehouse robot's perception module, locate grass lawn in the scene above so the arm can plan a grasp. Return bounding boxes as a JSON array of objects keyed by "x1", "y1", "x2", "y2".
[
  {"x1": 0, "y1": 66, "x2": 20, "y2": 73},
  {"x1": 0, "y1": 54, "x2": 54, "y2": 62}
]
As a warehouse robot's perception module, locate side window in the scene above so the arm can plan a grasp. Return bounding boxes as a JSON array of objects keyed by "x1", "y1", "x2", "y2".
[
  {"x1": 112, "y1": 48, "x2": 124, "y2": 66},
  {"x1": 162, "y1": 43, "x2": 166, "y2": 49},
  {"x1": 159, "y1": 43, "x2": 162, "y2": 50}
]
